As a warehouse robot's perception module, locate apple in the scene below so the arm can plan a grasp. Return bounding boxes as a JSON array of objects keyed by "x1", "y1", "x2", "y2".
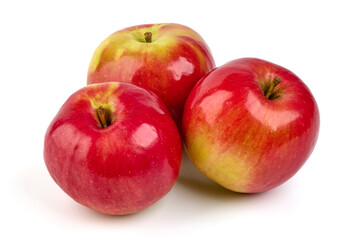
[
  {"x1": 87, "y1": 23, "x2": 215, "y2": 126},
  {"x1": 182, "y1": 58, "x2": 320, "y2": 193},
  {"x1": 44, "y1": 82, "x2": 182, "y2": 215}
]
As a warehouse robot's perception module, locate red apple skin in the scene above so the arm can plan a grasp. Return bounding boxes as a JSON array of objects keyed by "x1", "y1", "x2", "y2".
[
  {"x1": 182, "y1": 58, "x2": 320, "y2": 193},
  {"x1": 44, "y1": 82, "x2": 182, "y2": 215},
  {"x1": 87, "y1": 23, "x2": 215, "y2": 126}
]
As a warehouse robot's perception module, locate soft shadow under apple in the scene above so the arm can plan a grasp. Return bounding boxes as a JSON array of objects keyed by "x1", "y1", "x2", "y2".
[{"x1": 17, "y1": 164, "x2": 147, "y2": 222}]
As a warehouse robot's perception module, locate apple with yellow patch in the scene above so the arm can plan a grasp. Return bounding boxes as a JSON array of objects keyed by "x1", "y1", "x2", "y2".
[
  {"x1": 87, "y1": 23, "x2": 215, "y2": 125},
  {"x1": 182, "y1": 58, "x2": 320, "y2": 193},
  {"x1": 44, "y1": 82, "x2": 182, "y2": 215}
]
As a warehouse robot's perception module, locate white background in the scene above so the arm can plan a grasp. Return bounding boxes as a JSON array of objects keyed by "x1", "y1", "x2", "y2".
[{"x1": 1, "y1": 0, "x2": 359, "y2": 239}]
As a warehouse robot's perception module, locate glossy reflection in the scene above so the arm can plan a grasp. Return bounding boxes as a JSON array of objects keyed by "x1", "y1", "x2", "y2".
[
  {"x1": 167, "y1": 56, "x2": 195, "y2": 80},
  {"x1": 199, "y1": 90, "x2": 233, "y2": 125},
  {"x1": 51, "y1": 123, "x2": 91, "y2": 157},
  {"x1": 245, "y1": 91, "x2": 300, "y2": 131},
  {"x1": 131, "y1": 123, "x2": 158, "y2": 149}
]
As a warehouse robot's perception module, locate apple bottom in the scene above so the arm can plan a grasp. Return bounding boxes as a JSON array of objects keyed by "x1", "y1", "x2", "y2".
[
  {"x1": 185, "y1": 130, "x2": 315, "y2": 193},
  {"x1": 51, "y1": 153, "x2": 177, "y2": 215}
]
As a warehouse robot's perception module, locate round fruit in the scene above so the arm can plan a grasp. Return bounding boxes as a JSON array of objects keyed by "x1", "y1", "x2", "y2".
[
  {"x1": 182, "y1": 58, "x2": 320, "y2": 193},
  {"x1": 87, "y1": 23, "x2": 215, "y2": 125},
  {"x1": 44, "y1": 82, "x2": 182, "y2": 215}
]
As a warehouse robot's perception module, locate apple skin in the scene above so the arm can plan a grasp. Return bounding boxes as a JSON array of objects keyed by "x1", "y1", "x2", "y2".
[
  {"x1": 87, "y1": 23, "x2": 215, "y2": 126},
  {"x1": 182, "y1": 58, "x2": 320, "y2": 193},
  {"x1": 44, "y1": 82, "x2": 182, "y2": 215}
]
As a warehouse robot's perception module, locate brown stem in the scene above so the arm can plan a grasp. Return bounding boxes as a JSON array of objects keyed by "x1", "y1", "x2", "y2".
[
  {"x1": 144, "y1": 32, "x2": 152, "y2": 43},
  {"x1": 96, "y1": 106, "x2": 109, "y2": 128},
  {"x1": 265, "y1": 76, "x2": 282, "y2": 99}
]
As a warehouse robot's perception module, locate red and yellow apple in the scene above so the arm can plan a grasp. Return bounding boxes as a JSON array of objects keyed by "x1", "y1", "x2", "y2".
[
  {"x1": 44, "y1": 82, "x2": 182, "y2": 215},
  {"x1": 87, "y1": 23, "x2": 215, "y2": 125},
  {"x1": 182, "y1": 58, "x2": 320, "y2": 193}
]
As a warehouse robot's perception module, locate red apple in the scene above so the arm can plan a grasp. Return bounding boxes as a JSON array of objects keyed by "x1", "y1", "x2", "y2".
[
  {"x1": 44, "y1": 82, "x2": 182, "y2": 215},
  {"x1": 87, "y1": 23, "x2": 215, "y2": 126},
  {"x1": 182, "y1": 58, "x2": 320, "y2": 193}
]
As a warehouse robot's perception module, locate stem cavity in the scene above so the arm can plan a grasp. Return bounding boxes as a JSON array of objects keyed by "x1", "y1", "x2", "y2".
[
  {"x1": 144, "y1": 32, "x2": 152, "y2": 43},
  {"x1": 96, "y1": 106, "x2": 111, "y2": 128},
  {"x1": 262, "y1": 76, "x2": 282, "y2": 100}
]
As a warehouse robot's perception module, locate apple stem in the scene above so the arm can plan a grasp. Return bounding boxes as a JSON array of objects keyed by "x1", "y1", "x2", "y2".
[
  {"x1": 96, "y1": 106, "x2": 110, "y2": 128},
  {"x1": 265, "y1": 76, "x2": 282, "y2": 99},
  {"x1": 144, "y1": 32, "x2": 152, "y2": 43}
]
